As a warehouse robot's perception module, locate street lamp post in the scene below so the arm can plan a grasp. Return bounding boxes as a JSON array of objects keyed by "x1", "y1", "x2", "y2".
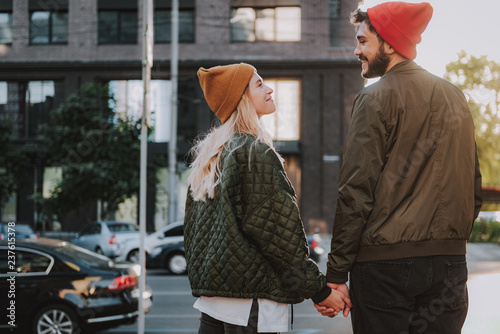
[
  {"x1": 139, "y1": 0, "x2": 153, "y2": 333},
  {"x1": 168, "y1": 0, "x2": 179, "y2": 225}
]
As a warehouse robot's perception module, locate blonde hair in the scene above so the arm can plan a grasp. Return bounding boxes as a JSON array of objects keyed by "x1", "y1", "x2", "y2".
[{"x1": 188, "y1": 91, "x2": 283, "y2": 201}]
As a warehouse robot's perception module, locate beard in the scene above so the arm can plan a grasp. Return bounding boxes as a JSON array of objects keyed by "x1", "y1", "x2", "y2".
[{"x1": 360, "y1": 44, "x2": 391, "y2": 79}]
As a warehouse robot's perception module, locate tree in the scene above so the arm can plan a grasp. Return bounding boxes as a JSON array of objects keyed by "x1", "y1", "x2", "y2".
[
  {"x1": 0, "y1": 121, "x2": 28, "y2": 218},
  {"x1": 39, "y1": 83, "x2": 150, "y2": 227},
  {"x1": 445, "y1": 51, "x2": 500, "y2": 187}
]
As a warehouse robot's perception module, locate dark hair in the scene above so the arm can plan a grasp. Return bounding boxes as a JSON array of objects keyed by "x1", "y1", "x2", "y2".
[{"x1": 350, "y1": 8, "x2": 384, "y2": 44}]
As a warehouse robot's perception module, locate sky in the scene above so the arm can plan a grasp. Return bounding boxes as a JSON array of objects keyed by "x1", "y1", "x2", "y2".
[{"x1": 359, "y1": 0, "x2": 500, "y2": 78}]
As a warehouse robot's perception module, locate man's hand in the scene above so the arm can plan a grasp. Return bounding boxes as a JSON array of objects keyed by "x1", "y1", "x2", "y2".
[{"x1": 314, "y1": 283, "x2": 352, "y2": 318}]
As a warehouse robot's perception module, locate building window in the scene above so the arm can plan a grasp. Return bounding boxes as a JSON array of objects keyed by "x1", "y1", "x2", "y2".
[
  {"x1": 0, "y1": 80, "x2": 64, "y2": 139},
  {"x1": 261, "y1": 79, "x2": 301, "y2": 141},
  {"x1": 154, "y1": 9, "x2": 194, "y2": 43},
  {"x1": 0, "y1": 12, "x2": 12, "y2": 44},
  {"x1": 329, "y1": 0, "x2": 342, "y2": 47},
  {"x1": 329, "y1": 0, "x2": 341, "y2": 19},
  {"x1": 43, "y1": 167, "x2": 62, "y2": 199},
  {"x1": 230, "y1": 7, "x2": 301, "y2": 42},
  {"x1": 108, "y1": 80, "x2": 172, "y2": 142},
  {"x1": 30, "y1": 11, "x2": 68, "y2": 44},
  {"x1": 98, "y1": 10, "x2": 137, "y2": 44},
  {"x1": 107, "y1": 78, "x2": 197, "y2": 144}
]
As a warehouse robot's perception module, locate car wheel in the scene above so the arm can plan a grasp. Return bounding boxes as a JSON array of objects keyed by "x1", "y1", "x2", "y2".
[
  {"x1": 95, "y1": 247, "x2": 104, "y2": 255},
  {"x1": 33, "y1": 304, "x2": 81, "y2": 334},
  {"x1": 166, "y1": 252, "x2": 187, "y2": 275},
  {"x1": 127, "y1": 249, "x2": 140, "y2": 263}
]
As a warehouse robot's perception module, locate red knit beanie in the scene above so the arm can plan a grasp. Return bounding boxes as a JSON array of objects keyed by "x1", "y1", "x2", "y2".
[{"x1": 367, "y1": 2, "x2": 433, "y2": 59}]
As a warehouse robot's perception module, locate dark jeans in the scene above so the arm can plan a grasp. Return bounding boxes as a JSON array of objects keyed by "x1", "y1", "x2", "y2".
[
  {"x1": 350, "y1": 255, "x2": 468, "y2": 334},
  {"x1": 198, "y1": 299, "x2": 279, "y2": 334}
]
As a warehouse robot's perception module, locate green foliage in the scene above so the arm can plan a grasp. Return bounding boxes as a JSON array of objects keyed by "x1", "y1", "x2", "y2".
[
  {"x1": 469, "y1": 219, "x2": 500, "y2": 244},
  {"x1": 0, "y1": 121, "x2": 28, "y2": 211},
  {"x1": 445, "y1": 51, "x2": 500, "y2": 187},
  {"x1": 38, "y1": 83, "x2": 149, "y2": 225}
]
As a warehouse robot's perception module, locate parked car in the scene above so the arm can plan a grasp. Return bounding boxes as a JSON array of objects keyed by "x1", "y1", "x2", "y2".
[
  {"x1": 0, "y1": 237, "x2": 152, "y2": 333},
  {"x1": 148, "y1": 240, "x2": 186, "y2": 274},
  {"x1": 115, "y1": 221, "x2": 184, "y2": 262},
  {"x1": 0, "y1": 222, "x2": 38, "y2": 240},
  {"x1": 70, "y1": 221, "x2": 140, "y2": 258},
  {"x1": 307, "y1": 234, "x2": 325, "y2": 263}
]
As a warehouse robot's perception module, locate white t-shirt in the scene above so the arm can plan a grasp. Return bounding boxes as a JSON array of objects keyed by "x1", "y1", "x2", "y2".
[{"x1": 194, "y1": 296, "x2": 288, "y2": 333}]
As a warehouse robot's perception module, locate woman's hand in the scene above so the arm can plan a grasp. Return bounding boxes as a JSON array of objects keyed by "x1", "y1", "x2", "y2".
[{"x1": 314, "y1": 283, "x2": 352, "y2": 318}]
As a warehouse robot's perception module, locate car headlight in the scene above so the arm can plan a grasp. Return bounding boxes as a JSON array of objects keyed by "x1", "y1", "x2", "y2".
[{"x1": 151, "y1": 247, "x2": 162, "y2": 257}]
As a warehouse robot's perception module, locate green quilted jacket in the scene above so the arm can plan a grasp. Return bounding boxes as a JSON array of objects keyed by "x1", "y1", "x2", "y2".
[{"x1": 184, "y1": 134, "x2": 330, "y2": 304}]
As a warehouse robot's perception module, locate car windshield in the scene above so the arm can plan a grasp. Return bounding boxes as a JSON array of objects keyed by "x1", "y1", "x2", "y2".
[
  {"x1": 108, "y1": 223, "x2": 139, "y2": 233},
  {"x1": 52, "y1": 243, "x2": 112, "y2": 269}
]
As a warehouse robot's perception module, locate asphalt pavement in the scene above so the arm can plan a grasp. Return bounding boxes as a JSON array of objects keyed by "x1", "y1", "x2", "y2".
[{"x1": 103, "y1": 239, "x2": 500, "y2": 334}]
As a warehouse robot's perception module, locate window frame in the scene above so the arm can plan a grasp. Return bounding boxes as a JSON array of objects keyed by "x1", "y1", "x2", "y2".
[
  {"x1": 0, "y1": 247, "x2": 54, "y2": 277},
  {"x1": 0, "y1": 11, "x2": 13, "y2": 45},
  {"x1": 164, "y1": 226, "x2": 184, "y2": 238},
  {"x1": 230, "y1": 6, "x2": 302, "y2": 43},
  {"x1": 329, "y1": 0, "x2": 342, "y2": 47},
  {"x1": 80, "y1": 224, "x2": 101, "y2": 236},
  {"x1": 260, "y1": 77, "x2": 302, "y2": 141},
  {"x1": 154, "y1": 8, "x2": 195, "y2": 44},
  {"x1": 0, "y1": 80, "x2": 64, "y2": 140},
  {"x1": 29, "y1": 10, "x2": 69, "y2": 45},
  {"x1": 98, "y1": 9, "x2": 138, "y2": 45}
]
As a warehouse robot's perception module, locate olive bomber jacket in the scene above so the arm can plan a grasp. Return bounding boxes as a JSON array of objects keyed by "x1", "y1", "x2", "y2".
[
  {"x1": 184, "y1": 134, "x2": 331, "y2": 304},
  {"x1": 327, "y1": 60, "x2": 483, "y2": 284}
]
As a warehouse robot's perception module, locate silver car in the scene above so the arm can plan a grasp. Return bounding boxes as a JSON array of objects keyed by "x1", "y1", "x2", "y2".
[
  {"x1": 115, "y1": 221, "x2": 184, "y2": 263},
  {"x1": 71, "y1": 221, "x2": 140, "y2": 258}
]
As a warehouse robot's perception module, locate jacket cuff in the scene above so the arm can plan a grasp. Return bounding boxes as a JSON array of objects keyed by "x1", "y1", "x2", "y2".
[
  {"x1": 311, "y1": 286, "x2": 332, "y2": 304},
  {"x1": 326, "y1": 270, "x2": 349, "y2": 284}
]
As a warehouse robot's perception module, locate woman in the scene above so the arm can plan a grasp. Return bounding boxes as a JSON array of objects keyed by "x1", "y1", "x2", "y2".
[{"x1": 184, "y1": 63, "x2": 350, "y2": 334}]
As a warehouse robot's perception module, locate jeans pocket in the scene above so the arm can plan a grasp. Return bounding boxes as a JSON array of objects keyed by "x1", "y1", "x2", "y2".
[
  {"x1": 442, "y1": 260, "x2": 468, "y2": 310},
  {"x1": 357, "y1": 260, "x2": 412, "y2": 308}
]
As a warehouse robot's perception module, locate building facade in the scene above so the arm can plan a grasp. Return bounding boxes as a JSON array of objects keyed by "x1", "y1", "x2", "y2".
[{"x1": 0, "y1": 0, "x2": 364, "y2": 232}]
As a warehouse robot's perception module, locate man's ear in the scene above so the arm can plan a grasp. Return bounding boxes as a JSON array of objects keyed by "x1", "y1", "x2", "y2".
[{"x1": 383, "y1": 42, "x2": 397, "y2": 56}]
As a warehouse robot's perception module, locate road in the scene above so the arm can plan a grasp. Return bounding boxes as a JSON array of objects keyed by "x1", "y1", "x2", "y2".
[{"x1": 102, "y1": 241, "x2": 500, "y2": 334}]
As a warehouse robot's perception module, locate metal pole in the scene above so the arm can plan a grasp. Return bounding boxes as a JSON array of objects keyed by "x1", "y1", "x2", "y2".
[
  {"x1": 139, "y1": 0, "x2": 153, "y2": 333},
  {"x1": 168, "y1": 0, "x2": 179, "y2": 224}
]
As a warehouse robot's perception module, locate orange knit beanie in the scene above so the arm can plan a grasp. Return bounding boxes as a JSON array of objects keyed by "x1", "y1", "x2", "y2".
[
  {"x1": 367, "y1": 2, "x2": 433, "y2": 59},
  {"x1": 197, "y1": 63, "x2": 256, "y2": 123}
]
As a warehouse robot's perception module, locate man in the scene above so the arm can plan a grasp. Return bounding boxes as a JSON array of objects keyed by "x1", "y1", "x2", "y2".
[{"x1": 316, "y1": 2, "x2": 482, "y2": 333}]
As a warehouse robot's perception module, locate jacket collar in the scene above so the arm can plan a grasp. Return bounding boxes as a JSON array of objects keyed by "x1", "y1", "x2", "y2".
[{"x1": 382, "y1": 60, "x2": 423, "y2": 79}]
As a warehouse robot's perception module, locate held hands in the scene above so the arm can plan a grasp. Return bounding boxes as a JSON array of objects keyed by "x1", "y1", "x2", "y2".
[{"x1": 314, "y1": 283, "x2": 352, "y2": 318}]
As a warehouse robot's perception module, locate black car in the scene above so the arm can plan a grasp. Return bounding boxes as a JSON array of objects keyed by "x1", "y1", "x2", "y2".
[
  {"x1": 147, "y1": 234, "x2": 322, "y2": 275},
  {"x1": 0, "y1": 238, "x2": 152, "y2": 333},
  {"x1": 148, "y1": 241, "x2": 186, "y2": 275}
]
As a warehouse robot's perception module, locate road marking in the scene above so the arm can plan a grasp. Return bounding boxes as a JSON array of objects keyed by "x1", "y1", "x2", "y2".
[
  {"x1": 146, "y1": 314, "x2": 198, "y2": 319},
  {"x1": 151, "y1": 290, "x2": 193, "y2": 296},
  {"x1": 106, "y1": 329, "x2": 326, "y2": 333},
  {"x1": 106, "y1": 329, "x2": 197, "y2": 333}
]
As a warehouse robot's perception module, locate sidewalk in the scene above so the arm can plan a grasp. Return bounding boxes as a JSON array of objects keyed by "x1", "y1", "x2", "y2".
[
  {"x1": 463, "y1": 243, "x2": 500, "y2": 334},
  {"x1": 315, "y1": 236, "x2": 500, "y2": 334}
]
